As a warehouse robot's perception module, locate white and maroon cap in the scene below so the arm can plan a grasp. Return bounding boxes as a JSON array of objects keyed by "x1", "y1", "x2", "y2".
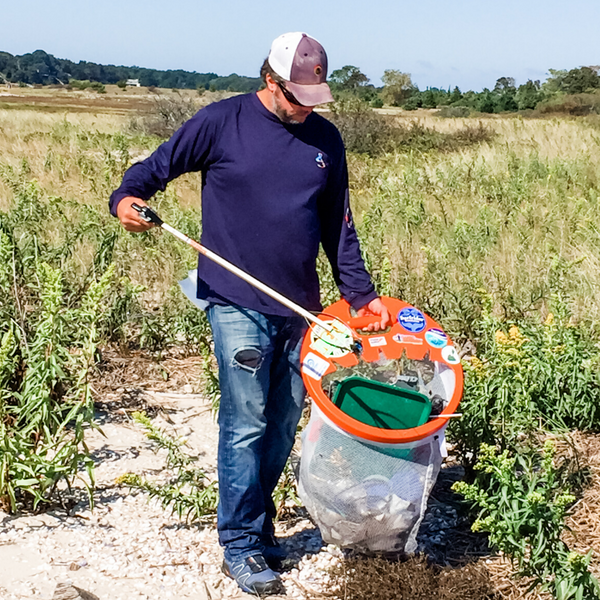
[{"x1": 268, "y1": 32, "x2": 334, "y2": 106}]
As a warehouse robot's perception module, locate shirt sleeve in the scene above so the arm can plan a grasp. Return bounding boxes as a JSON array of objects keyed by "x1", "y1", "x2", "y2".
[
  {"x1": 109, "y1": 108, "x2": 218, "y2": 217},
  {"x1": 318, "y1": 140, "x2": 378, "y2": 311}
]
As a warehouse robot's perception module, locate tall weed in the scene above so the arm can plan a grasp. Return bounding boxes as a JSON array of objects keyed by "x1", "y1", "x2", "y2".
[
  {"x1": 448, "y1": 294, "x2": 600, "y2": 469},
  {"x1": 0, "y1": 223, "x2": 114, "y2": 510},
  {"x1": 453, "y1": 442, "x2": 600, "y2": 600}
]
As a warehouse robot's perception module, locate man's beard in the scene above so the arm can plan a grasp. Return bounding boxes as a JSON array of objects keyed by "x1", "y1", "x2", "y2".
[{"x1": 271, "y1": 94, "x2": 302, "y2": 125}]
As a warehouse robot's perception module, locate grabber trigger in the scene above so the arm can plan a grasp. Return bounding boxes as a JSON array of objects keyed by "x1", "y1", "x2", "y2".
[{"x1": 132, "y1": 203, "x2": 164, "y2": 227}]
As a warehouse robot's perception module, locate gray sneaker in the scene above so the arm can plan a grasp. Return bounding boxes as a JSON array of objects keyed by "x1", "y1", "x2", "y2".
[{"x1": 222, "y1": 553, "x2": 285, "y2": 596}]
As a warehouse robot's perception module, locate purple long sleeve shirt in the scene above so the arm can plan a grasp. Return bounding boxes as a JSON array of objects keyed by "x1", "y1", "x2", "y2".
[{"x1": 110, "y1": 93, "x2": 377, "y2": 316}]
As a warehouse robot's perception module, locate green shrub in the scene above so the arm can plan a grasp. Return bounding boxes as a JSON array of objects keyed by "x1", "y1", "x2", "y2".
[
  {"x1": 327, "y1": 98, "x2": 493, "y2": 157},
  {"x1": 453, "y1": 442, "x2": 600, "y2": 600},
  {"x1": 449, "y1": 300, "x2": 600, "y2": 469},
  {"x1": 68, "y1": 79, "x2": 106, "y2": 93}
]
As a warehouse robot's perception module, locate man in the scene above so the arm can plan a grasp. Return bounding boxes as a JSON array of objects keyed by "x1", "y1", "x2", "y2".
[{"x1": 110, "y1": 32, "x2": 390, "y2": 596}]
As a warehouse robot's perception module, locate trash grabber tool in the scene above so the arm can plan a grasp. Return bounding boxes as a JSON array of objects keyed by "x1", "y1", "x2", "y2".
[{"x1": 132, "y1": 203, "x2": 337, "y2": 336}]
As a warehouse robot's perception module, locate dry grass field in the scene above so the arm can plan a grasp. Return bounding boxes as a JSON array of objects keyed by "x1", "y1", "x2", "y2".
[{"x1": 2, "y1": 86, "x2": 600, "y2": 599}]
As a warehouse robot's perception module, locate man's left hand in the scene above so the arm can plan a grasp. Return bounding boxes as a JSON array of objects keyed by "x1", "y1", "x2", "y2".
[{"x1": 356, "y1": 298, "x2": 392, "y2": 332}]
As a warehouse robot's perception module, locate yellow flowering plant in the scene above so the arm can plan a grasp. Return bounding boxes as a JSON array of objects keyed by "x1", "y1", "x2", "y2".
[
  {"x1": 449, "y1": 300, "x2": 600, "y2": 472},
  {"x1": 453, "y1": 441, "x2": 599, "y2": 600}
]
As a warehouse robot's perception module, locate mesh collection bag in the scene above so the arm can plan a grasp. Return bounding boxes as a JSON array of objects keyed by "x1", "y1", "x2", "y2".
[
  {"x1": 298, "y1": 405, "x2": 446, "y2": 552},
  {"x1": 297, "y1": 298, "x2": 463, "y2": 553}
]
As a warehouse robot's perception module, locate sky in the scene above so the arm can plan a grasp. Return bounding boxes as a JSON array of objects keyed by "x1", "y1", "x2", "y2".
[{"x1": 3, "y1": 0, "x2": 600, "y2": 92}]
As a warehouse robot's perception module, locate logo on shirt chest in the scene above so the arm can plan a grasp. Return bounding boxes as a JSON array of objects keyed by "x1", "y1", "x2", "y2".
[{"x1": 315, "y1": 153, "x2": 327, "y2": 169}]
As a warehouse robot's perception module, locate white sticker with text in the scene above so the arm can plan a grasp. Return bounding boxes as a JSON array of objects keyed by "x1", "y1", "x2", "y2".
[{"x1": 301, "y1": 352, "x2": 330, "y2": 380}]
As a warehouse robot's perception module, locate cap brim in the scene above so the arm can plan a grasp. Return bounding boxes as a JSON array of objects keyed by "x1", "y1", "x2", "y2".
[{"x1": 285, "y1": 81, "x2": 334, "y2": 106}]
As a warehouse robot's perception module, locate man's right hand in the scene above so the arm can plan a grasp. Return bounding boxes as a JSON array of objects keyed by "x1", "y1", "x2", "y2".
[{"x1": 116, "y1": 196, "x2": 155, "y2": 232}]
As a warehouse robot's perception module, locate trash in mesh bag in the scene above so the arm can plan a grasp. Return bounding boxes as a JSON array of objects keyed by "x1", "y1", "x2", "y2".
[
  {"x1": 298, "y1": 404, "x2": 445, "y2": 553},
  {"x1": 297, "y1": 297, "x2": 463, "y2": 553}
]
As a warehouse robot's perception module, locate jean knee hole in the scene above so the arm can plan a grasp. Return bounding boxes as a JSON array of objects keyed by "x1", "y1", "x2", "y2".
[{"x1": 232, "y1": 348, "x2": 263, "y2": 373}]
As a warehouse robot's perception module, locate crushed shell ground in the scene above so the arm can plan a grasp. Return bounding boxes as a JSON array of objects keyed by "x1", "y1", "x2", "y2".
[{"x1": 1, "y1": 349, "x2": 599, "y2": 600}]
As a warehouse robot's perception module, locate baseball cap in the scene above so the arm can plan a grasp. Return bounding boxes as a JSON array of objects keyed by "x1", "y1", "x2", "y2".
[{"x1": 268, "y1": 32, "x2": 334, "y2": 106}]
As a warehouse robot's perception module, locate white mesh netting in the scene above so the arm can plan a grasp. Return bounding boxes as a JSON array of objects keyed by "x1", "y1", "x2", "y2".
[{"x1": 297, "y1": 404, "x2": 445, "y2": 553}]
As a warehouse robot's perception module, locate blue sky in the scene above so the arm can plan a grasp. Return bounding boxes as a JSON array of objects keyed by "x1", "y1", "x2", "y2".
[{"x1": 4, "y1": 0, "x2": 599, "y2": 91}]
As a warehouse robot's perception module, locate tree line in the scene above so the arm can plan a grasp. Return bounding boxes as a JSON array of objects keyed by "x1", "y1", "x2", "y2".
[
  {"x1": 329, "y1": 65, "x2": 600, "y2": 114},
  {"x1": 0, "y1": 49, "x2": 262, "y2": 93},
  {"x1": 2, "y1": 49, "x2": 600, "y2": 114}
]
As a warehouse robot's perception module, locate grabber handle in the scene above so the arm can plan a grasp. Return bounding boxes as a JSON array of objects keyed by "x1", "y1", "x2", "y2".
[{"x1": 132, "y1": 203, "x2": 164, "y2": 226}]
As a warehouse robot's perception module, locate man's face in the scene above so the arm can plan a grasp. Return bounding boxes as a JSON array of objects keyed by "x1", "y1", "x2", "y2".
[{"x1": 270, "y1": 82, "x2": 315, "y2": 125}]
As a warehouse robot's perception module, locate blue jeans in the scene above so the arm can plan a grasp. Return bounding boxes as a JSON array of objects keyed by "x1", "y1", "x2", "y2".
[{"x1": 207, "y1": 303, "x2": 307, "y2": 560}]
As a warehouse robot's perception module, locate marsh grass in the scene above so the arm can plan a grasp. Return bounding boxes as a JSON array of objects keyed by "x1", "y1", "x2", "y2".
[
  {"x1": 349, "y1": 116, "x2": 600, "y2": 333},
  {"x1": 3, "y1": 90, "x2": 600, "y2": 599},
  {"x1": 2, "y1": 108, "x2": 600, "y2": 351},
  {"x1": 4, "y1": 107, "x2": 600, "y2": 356}
]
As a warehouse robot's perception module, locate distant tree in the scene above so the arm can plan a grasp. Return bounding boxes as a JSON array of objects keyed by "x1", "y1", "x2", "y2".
[
  {"x1": 403, "y1": 93, "x2": 422, "y2": 110},
  {"x1": 381, "y1": 70, "x2": 414, "y2": 106},
  {"x1": 421, "y1": 89, "x2": 438, "y2": 109},
  {"x1": 329, "y1": 65, "x2": 370, "y2": 91},
  {"x1": 561, "y1": 67, "x2": 600, "y2": 94},
  {"x1": 543, "y1": 69, "x2": 568, "y2": 94},
  {"x1": 0, "y1": 49, "x2": 241, "y2": 90},
  {"x1": 516, "y1": 80, "x2": 543, "y2": 110},
  {"x1": 491, "y1": 77, "x2": 517, "y2": 112},
  {"x1": 208, "y1": 73, "x2": 262, "y2": 93},
  {"x1": 140, "y1": 70, "x2": 161, "y2": 88},
  {"x1": 460, "y1": 90, "x2": 480, "y2": 109},
  {"x1": 494, "y1": 77, "x2": 516, "y2": 92},
  {"x1": 449, "y1": 86, "x2": 463, "y2": 104},
  {"x1": 477, "y1": 89, "x2": 497, "y2": 113}
]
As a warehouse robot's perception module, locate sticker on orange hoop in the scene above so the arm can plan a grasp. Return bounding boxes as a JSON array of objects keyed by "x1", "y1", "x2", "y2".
[
  {"x1": 442, "y1": 345, "x2": 461, "y2": 365},
  {"x1": 301, "y1": 352, "x2": 330, "y2": 380},
  {"x1": 310, "y1": 320, "x2": 353, "y2": 358}
]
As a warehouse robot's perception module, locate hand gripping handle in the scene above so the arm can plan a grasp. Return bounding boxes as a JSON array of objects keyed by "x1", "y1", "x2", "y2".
[{"x1": 132, "y1": 203, "x2": 164, "y2": 226}]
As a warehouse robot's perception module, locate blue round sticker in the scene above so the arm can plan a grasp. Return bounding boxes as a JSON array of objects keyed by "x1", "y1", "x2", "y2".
[
  {"x1": 398, "y1": 307, "x2": 426, "y2": 333},
  {"x1": 425, "y1": 328, "x2": 448, "y2": 348}
]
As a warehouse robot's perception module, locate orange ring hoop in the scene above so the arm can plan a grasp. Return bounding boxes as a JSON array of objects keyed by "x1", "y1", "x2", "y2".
[{"x1": 300, "y1": 297, "x2": 464, "y2": 444}]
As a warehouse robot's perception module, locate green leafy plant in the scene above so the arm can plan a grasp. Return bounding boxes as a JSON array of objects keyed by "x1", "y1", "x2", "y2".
[
  {"x1": 0, "y1": 228, "x2": 118, "y2": 510},
  {"x1": 449, "y1": 298, "x2": 600, "y2": 470},
  {"x1": 453, "y1": 441, "x2": 600, "y2": 600},
  {"x1": 117, "y1": 411, "x2": 218, "y2": 523}
]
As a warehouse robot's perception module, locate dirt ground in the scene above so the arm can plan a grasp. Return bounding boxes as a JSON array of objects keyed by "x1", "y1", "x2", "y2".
[{"x1": 1, "y1": 349, "x2": 599, "y2": 600}]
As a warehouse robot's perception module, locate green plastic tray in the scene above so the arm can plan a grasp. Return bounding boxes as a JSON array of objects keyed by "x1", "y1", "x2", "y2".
[{"x1": 332, "y1": 376, "x2": 432, "y2": 430}]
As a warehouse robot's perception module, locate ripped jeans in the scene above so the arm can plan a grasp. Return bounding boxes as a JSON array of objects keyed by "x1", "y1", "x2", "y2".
[{"x1": 206, "y1": 303, "x2": 307, "y2": 560}]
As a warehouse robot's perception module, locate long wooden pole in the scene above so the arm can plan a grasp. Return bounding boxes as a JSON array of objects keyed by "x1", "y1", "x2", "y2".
[{"x1": 133, "y1": 204, "x2": 334, "y2": 333}]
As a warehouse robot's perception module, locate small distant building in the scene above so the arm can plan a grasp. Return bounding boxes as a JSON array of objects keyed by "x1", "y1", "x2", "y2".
[{"x1": 126, "y1": 79, "x2": 141, "y2": 87}]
